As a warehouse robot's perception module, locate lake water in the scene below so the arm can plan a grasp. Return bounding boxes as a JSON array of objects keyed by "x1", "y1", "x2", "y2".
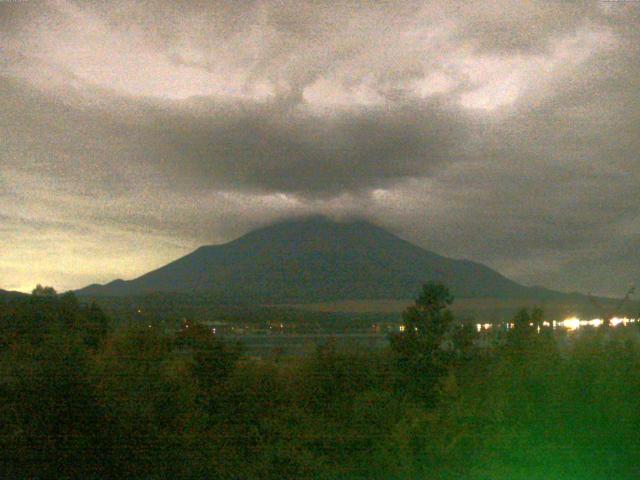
[{"x1": 220, "y1": 333, "x2": 390, "y2": 357}]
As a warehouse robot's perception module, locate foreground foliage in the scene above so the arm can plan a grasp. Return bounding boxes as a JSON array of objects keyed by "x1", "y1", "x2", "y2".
[{"x1": 1, "y1": 286, "x2": 639, "y2": 479}]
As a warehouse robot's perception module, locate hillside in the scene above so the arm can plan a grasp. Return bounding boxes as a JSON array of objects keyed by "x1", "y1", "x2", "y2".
[
  {"x1": 0, "y1": 289, "x2": 28, "y2": 301},
  {"x1": 76, "y1": 216, "x2": 574, "y2": 303}
]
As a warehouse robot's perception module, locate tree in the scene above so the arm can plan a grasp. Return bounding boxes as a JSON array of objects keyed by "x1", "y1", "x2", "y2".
[
  {"x1": 390, "y1": 282, "x2": 457, "y2": 403},
  {"x1": 174, "y1": 322, "x2": 242, "y2": 416},
  {"x1": 31, "y1": 284, "x2": 57, "y2": 297},
  {"x1": 508, "y1": 307, "x2": 547, "y2": 352},
  {"x1": 92, "y1": 328, "x2": 183, "y2": 477},
  {"x1": 83, "y1": 302, "x2": 110, "y2": 348},
  {"x1": 0, "y1": 325, "x2": 106, "y2": 478}
]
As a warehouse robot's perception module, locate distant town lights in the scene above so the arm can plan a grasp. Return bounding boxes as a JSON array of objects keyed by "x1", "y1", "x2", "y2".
[
  {"x1": 473, "y1": 316, "x2": 637, "y2": 333},
  {"x1": 559, "y1": 317, "x2": 581, "y2": 331}
]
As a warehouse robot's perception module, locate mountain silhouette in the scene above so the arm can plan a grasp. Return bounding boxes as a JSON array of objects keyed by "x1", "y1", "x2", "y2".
[
  {"x1": 76, "y1": 216, "x2": 565, "y2": 303},
  {"x1": 0, "y1": 289, "x2": 27, "y2": 300}
]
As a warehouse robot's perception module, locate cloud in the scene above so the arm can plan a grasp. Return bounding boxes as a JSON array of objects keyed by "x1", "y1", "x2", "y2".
[{"x1": 1, "y1": 0, "x2": 639, "y2": 295}]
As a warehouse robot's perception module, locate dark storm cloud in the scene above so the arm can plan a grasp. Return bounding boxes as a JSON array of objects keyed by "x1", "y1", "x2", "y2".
[
  {"x1": 0, "y1": 73, "x2": 464, "y2": 196},
  {"x1": 150, "y1": 99, "x2": 465, "y2": 196},
  {"x1": 1, "y1": 0, "x2": 639, "y2": 295}
]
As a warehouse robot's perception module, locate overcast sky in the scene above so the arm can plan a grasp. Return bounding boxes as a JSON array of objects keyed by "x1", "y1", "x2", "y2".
[{"x1": 1, "y1": 0, "x2": 638, "y2": 295}]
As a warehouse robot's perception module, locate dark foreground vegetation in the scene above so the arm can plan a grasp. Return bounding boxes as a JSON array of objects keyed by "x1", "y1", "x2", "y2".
[{"x1": 1, "y1": 284, "x2": 640, "y2": 479}]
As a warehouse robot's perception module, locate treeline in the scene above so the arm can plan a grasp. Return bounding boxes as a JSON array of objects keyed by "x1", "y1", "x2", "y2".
[{"x1": 1, "y1": 284, "x2": 640, "y2": 478}]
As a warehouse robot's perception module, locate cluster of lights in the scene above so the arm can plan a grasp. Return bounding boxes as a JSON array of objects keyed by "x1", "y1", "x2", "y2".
[
  {"x1": 473, "y1": 316, "x2": 637, "y2": 333},
  {"x1": 397, "y1": 325, "x2": 419, "y2": 333},
  {"x1": 558, "y1": 316, "x2": 636, "y2": 331},
  {"x1": 476, "y1": 323, "x2": 493, "y2": 332}
]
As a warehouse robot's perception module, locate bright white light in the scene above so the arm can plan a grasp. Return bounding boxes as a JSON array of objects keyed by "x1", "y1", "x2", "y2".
[
  {"x1": 474, "y1": 323, "x2": 492, "y2": 331},
  {"x1": 610, "y1": 317, "x2": 627, "y2": 327},
  {"x1": 551, "y1": 316, "x2": 637, "y2": 330},
  {"x1": 559, "y1": 317, "x2": 581, "y2": 331}
]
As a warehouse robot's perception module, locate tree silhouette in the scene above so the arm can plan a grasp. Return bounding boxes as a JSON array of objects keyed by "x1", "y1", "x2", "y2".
[
  {"x1": 390, "y1": 282, "x2": 456, "y2": 403},
  {"x1": 31, "y1": 284, "x2": 57, "y2": 296}
]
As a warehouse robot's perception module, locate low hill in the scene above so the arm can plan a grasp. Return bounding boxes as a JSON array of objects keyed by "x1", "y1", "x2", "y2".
[{"x1": 0, "y1": 289, "x2": 28, "y2": 301}]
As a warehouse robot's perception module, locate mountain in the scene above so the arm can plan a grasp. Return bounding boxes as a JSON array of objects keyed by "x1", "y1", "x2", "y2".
[
  {"x1": 76, "y1": 216, "x2": 569, "y2": 303},
  {"x1": 0, "y1": 289, "x2": 28, "y2": 300}
]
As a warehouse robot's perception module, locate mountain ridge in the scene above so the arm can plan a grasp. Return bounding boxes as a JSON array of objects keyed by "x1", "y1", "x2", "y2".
[{"x1": 0, "y1": 289, "x2": 28, "y2": 300}]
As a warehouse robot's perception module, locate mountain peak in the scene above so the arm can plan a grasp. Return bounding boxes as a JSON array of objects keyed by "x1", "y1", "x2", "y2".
[
  {"x1": 244, "y1": 215, "x2": 385, "y2": 236},
  {"x1": 232, "y1": 215, "x2": 386, "y2": 242}
]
